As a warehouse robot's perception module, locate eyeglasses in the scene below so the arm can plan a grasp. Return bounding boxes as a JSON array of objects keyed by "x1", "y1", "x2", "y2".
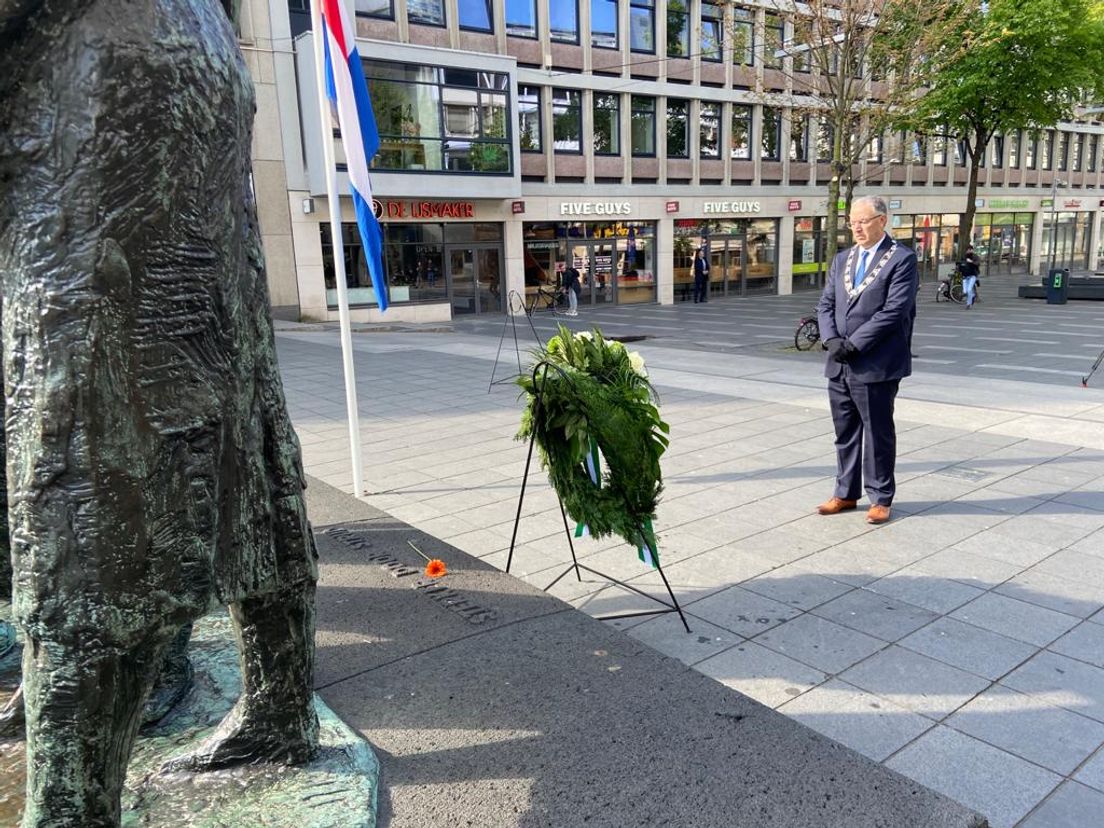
[{"x1": 847, "y1": 215, "x2": 885, "y2": 229}]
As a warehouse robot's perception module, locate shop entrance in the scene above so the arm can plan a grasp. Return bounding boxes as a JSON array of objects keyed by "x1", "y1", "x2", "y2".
[
  {"x1": 567, "y1": 241, "x2": 617, "y2": 306},
  {"x1": 445, "y1": 244, "x2": 502, "y2": 314},
  {"x1": 674, "y1": 219, "x2": 778, "y2": 300}
]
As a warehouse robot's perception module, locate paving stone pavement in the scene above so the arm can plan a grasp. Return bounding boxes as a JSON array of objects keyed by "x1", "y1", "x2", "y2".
[{"x1": 277, "y1": 279, "x2": 1104, "y2": 828}]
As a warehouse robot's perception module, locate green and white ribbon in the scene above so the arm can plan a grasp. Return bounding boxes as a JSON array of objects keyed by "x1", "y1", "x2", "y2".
[
  {"x1": 574, "y1": 438, "x2": 602, "y2": 539},
  {"x1": 637, "y1": 518, "x2": 659, "y2": 569}
]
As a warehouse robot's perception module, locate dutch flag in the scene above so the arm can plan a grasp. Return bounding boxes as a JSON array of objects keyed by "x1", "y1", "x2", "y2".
[{"x1": 320, "y1": 0, "x2": 388, "y2": 311}]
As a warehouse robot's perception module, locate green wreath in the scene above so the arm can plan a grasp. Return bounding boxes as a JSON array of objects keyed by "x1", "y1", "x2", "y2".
[{"x1": 516, "y1": 326, "x2": 670, "y2": 560}]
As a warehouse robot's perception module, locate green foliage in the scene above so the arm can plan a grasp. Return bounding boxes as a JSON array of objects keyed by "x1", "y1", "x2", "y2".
[{"x1": 516, "y1": 327, "x2": 669, "y2": 555}]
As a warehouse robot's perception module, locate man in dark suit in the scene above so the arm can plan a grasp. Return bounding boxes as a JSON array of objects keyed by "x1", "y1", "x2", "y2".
[
  {"x1": 693, "y1": 247, "x2": 710, "y2": 303},
  {"x1": 816, "y1": 195, "x2": 918, "y2": 525}
]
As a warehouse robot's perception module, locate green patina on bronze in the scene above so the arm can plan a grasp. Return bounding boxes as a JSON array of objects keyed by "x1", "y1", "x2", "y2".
[
  {"x1": 0, "y1": 2, "x2": 344, "y2": 825},
  {"x1": 1, "y1": 615, "x2": 379, "y2": 827}
]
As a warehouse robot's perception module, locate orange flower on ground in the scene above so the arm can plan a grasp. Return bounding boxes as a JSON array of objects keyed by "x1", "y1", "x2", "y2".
[{"x1": 424, "y1": 559, "x2": 448, "y2": 578}]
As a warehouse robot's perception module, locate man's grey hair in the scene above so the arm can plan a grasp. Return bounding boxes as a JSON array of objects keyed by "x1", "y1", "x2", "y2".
[{"x1": 853, "y1": 195, "x2": 889, "y2": 217}]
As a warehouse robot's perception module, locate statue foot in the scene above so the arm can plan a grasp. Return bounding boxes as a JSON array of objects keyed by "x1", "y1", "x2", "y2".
[
  {"x1": 160, "y1": 699, "x2": 318, "y2": 772},
  {"x1": 0, "y1": 684, "x2": 24, "y2": 738}
]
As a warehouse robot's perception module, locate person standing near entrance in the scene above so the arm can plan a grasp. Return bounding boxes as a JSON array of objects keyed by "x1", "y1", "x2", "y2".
[
  {"x1": 560, "y1": 261, "x2": 581, "y2": 316},
  {"x1": 693, "y1": 247, "x2": 710, "y2": 303},
  {"x1": 816, "y1": 195, "x2": 918, "y2": 525}
]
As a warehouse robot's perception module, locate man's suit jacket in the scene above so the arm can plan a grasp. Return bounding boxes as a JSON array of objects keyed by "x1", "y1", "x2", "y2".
[{"x1": 816, "y1": 234, "x2": 918, "y2": 384}]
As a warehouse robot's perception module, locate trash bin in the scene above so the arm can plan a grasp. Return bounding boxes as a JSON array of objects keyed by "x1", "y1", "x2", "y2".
[{"x1": 1046, "y1": 268, "x2": 1070, "y2": 304}]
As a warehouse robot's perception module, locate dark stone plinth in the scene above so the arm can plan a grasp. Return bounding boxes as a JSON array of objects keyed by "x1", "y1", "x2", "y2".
[
  {"x1": 305, "y1": 478, "x2": 988, "y2": 828},
  {"x1": 0, "y1": 615, "x2": 378, "y2": 827}
]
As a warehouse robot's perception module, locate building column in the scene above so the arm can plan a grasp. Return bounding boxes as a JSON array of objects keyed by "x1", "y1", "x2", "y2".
[
  {"x1": 657, "y1": 217, "x2": 675, "y2": 305},
  {"x1": 504, "y1": 218, "x2": 526, "y2": 314},
  {"x1": 1030, "y1": 208, "x2": 1048, "y2": 276},
  {"x1": 777, "y1": 214, "x2": 795, "y2": 295}
]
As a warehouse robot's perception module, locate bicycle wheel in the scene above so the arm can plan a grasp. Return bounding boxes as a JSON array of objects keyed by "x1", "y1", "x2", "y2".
[
  {"x1": 935, "y1": 284, "x2": 946, "y2": 302},
  {"x1": 949, "y1": 282, "x2": 965, "y2": 303},
  {"x1": 794, "y1": 320, "x2": 820, "y2": 351}
]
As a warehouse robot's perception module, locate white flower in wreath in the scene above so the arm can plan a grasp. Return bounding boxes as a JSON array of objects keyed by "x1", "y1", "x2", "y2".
[
  {"x1": 629, "y1": 351, "x2": 647, "y2": 376},
  {"x1": 576, "y1": 331, "x2": 594, "y2": 341}
]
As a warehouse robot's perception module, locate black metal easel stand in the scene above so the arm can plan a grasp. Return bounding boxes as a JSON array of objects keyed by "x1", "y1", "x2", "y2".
[
  {"x1": 488, "y1": 290, "x2": 543, "y2": 392},
  {"x1": 505, "y1": 362, "x2": 690, "y2": 633}
]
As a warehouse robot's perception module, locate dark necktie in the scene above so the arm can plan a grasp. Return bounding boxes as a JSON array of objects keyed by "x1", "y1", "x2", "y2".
[{"x1": 854, "y1": 250, "x2": 868, "y2": 285}]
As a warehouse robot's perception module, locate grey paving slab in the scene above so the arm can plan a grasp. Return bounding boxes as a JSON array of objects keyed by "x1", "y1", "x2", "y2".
[
  {"x1": 995, "y1": 568, "x2": 1104, "y2": 619},
  {"x1": 1019, "y1": 781, "x2": 1104, "y2": 828},
  {"x1": 683, "y1": 585, "x2": 803, "y2": 637},
  {"x1": 623, "y1": 614, "x2": 743, "y2": 666},
  {"x1": 811, "y1": 589, "x2": 940, "y2": 643},
  {"x1": 1004, "y1": 651, "x2": 1104, "y2": 724},
  {"x1": 1048, "y1": 621, "x2": 1104, "y2": 670},
  {"x1": 945, "y1": 684, "x2": 1104, "y2": 775},
  {"x1": 886, "y1": 726, "x2": 1061, "y2": 828},
  {"x1": 741, "y1": 565, "x2": 855, "y2": 611},
  {"x1": 696, "y1": 640, "x2": 829, "y2": 709},
  {"x1": 950, "y1": 593, "x2": 1080, "y2": 648},
  {"x1": 867, "y1": 573, "x2": 987, "y2": 615},
  {"x1": 905, "y1": 549, "x2": 1024, "y2": 590},
  {"x1": 754, "y1": 613, "x2": 888, "y2": 675},
  {"x1": 1073, "y1": 747, "x2": 1104, "y2": 793},
  {"x1": 840, "y1": 646, "x2": 993, "y2": 720},
  {"x1": 898, "y1": 618, "x2": 1037, "y2": 681},
  {"x1": 778, "y1": 678, "x2": 935, "y2": 763}
]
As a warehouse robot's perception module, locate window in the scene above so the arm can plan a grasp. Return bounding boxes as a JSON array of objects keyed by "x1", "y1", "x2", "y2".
[
  {"x1": 591, "y1": 0, "x2": 618, "y2": 48},
  {"x1": 1040, "y1": 131, "x2": 1053, "y2": 170},
  {"x1": 366, "y1": 61, "x2": 511, "y2": 173},
  {"x1": 700, "y1": 2, "x2": 723, "y2": 61},
  {"x1": 817, "y1": 120, "x2": 834, "y2": 162},
  {"x1": 593, "y1": 93, "x2": 620, "y2": 154},
  {"x1": 700, "y1": 103, "x2": 720, "y2": 158},
  {"x1": 408, "y1": 0, "x2": 445, "y2": 26},
  {"x1": 667, "y1": 99, "x2": 689, "y2": 158},
  {"x1": 867, "y1": 132, "x2": 883, "y2": 164},
  {"x1": 667, "y1": 0, "x2": 689, "y2": 58},
  {"x1": 518, "y1": 85, "x2": 541, "y2": 151},
  {"x1": 1089, "y1": 135, "x2": 1098, "y2": 172},
  {"x1": 990, "y1": 134, "x2": 1003, "y2": 168},
  {"x1": 550, "y1": 0, "x2": 578, "y2": 43},
  {"x1": 911, "y1": 134, "x2": 926, "y2": 165},
  {"x1": 355, "y1": 0, "x2": 393, "y2": 18},
  {"x1": 789, "y1": 114, "x2": 808, "y2": 162},
  {"x1": 731, "y1": 104, "x2": 752, "y2": 159},
  {"x1": 932, "y1": 134, "x2": 947, "y2": 166},
  {"x1": 893, "y1": 131, "x2": 907, "y2": 164},
  {"x1": 506, "y1": 0, "x2": 537, "y2": 38},
  {"x1": 629, "y1": 0, "x2": 655, "y2": 53},
  {"x1": 631, "y1": 96, "x2": 656, "y2": 155},
  {"x1": 1025, "y1": 134, "x2": 1037, "y2": 169},
  {"x1": 732, "y1": 7, "x2": 754, "y2": 66},
  {"x1": 761, "y1": 107, "x2": 781, "y2": 160},
  {"x1": 458, "y1": 0, "x2": 492, "y2": 31},
  {"x1": 764, "y1": 12, "x2": 784, "y2": 69},
  {"x1": 954, "y1": 138, "x2": 966, "y2": 166},
  {"x1": 1072, "y1": 134, "x2": 1084, "y2": 172},
  {"x1": 1056, "y1": 131, "x2": 1069, "y2": 171},
  {"x1": 552, "y1": 88, "x2": 581, "y2": 152},
  {"x1": 1009, "y1": 131, "x2": 1020, "y2": 168}
]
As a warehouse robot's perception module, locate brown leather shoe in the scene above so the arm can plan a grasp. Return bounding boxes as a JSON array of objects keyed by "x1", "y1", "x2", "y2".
[
  {"x1": 817, "y1": 497, "x2": 858, "y2": 515},
  {"x1": 866, "y1": 505, "x2": 892, "y2": 524}
]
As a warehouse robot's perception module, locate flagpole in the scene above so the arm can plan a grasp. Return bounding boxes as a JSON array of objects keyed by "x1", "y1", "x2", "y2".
[{"x1": 308, "y1": 0, "x2": 366, "y2": 497}]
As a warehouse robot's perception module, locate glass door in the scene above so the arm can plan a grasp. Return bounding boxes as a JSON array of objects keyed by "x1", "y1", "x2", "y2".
[
  {"x1": 591, "y1": 242, "x2": 615, "y2": 305},
  {"x1": 447, "y1": 245, "x2": 503, "y2": 314},
  {"x1": 568, "y1": 242, "x2": 592, "y2": 305},
  {"x1": 447, "y1": 248, "x2": 477, "y2": 314},
  {"x1": 725, "y1": 236, "x2": 746, "y2": 295}
]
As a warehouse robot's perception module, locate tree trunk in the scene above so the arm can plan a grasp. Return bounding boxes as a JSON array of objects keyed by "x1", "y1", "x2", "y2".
[{"x1": 958, "y1": 130, "x2": 987, "y2": 260}]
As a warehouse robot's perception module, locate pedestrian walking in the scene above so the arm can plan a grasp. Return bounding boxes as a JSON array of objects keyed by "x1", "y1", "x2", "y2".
[
  {"x1": 560, "y1": 262, "x2": 581, "y2": 316},
  {"x1": 815, "y1": 195, "x2": 919, "y2": 525},
  {"x1": 961, "y1": 245, "x2": 980, "y2": 308},
  {"x1": 693, "y1": 247, "x2": 710, "y2": 303}
]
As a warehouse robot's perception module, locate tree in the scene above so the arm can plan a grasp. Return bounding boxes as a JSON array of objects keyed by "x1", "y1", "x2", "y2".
[
  {"x1": 762, "y1": 0, "x2": 971, "y2": 264},
  {"x1": 906, "y1": 0, "x2": 1104, "y2": 256}
]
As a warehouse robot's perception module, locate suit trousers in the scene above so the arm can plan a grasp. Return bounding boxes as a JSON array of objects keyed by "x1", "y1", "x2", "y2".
[{"x1": 828, "y1": 368, "x2": 900, "y2": 505}]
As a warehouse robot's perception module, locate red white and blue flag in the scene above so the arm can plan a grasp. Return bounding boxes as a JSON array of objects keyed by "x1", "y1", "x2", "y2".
[{"x1": 320, "y1": 0, "x2": 388, "y2": 311}]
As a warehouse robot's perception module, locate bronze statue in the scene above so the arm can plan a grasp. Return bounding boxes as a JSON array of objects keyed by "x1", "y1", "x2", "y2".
[{"x1": 0, "y1": 2, "x2": 320, "y2": 825}]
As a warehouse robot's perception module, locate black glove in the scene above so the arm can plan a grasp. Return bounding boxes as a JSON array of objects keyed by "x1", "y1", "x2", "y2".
[{"x1": 826, "y1": 338, "x2": 859, "y2": 363}]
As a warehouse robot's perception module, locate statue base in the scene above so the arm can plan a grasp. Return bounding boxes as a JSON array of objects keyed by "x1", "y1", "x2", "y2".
[{"x1": 0, "y1": 613, "x2": 379, "y2": 827}]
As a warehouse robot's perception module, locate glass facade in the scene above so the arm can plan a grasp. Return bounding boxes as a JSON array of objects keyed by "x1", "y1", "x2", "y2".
[
  {"x1": 523, "y1": 222, "x2": 658, "y2": 305},
  {"x1": 629, "y1": 0, "x2": 656, "y2": 53},
  {"x1": 731, "y1": 105, "x2": 752, "y2": 159},
  {"x1": 366, "y1": 61, "x2": 511, "y2": 174},
  {"x1": 674, "y1": 219, "x2": 778, "y2": 299},
  {"x1": 973, "y1": 213, "x2": 1034, "y2": 276},
  {"x1": 593, "y1": 93, "x2": 620, "y2": 154},
  {"x1": 792, "y1": 216, "x2": 849, "y2": 292},
  {"x1": 505, "y1": 0, "x2": 537, "y2": 37},
  {"x1": 518, "y1": 85, "x2": 541, "y2": 151},
  {"x1": 667, "y1": 0, "x2": 690, "y2": 57},
  {"x1": 592, "y1": 0, "x2": 618, "y2": 49},
  {"x1": 322, "y1": 221, "x2": 504, "y2": 313},
  {"x1": 408, "y1": 0, "x2": 445, "y2": 26},
  {"x1": 550, "y1": 0, "x2": 578, "y2": 42},
  {"x1": 667, "y1": 99, "x2": 689, "y2": 158},
  {"x1": 552, "y1": 88, "x2": 582, "y2": 152},
  {"x1": 631, "y1": 96, "x2": 656, "y2": 156},
  {"x1": 700, "y1": 2, "x2": 722, "y2": 61},
  {"x1": 1041, "y1": 211, "x2": 1091, "y2": 272},
  {"x1": 732, "y1": 7, "x2": 753, "y2": 66}
]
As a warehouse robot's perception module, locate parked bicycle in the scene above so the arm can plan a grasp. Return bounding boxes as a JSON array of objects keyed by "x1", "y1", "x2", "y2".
[
  {"x1": 527, "y1": 283, "x2": 567, "y2": 315},
  {"x1": 794, "y1": 310, "x2": 822, "y2": 351}
]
